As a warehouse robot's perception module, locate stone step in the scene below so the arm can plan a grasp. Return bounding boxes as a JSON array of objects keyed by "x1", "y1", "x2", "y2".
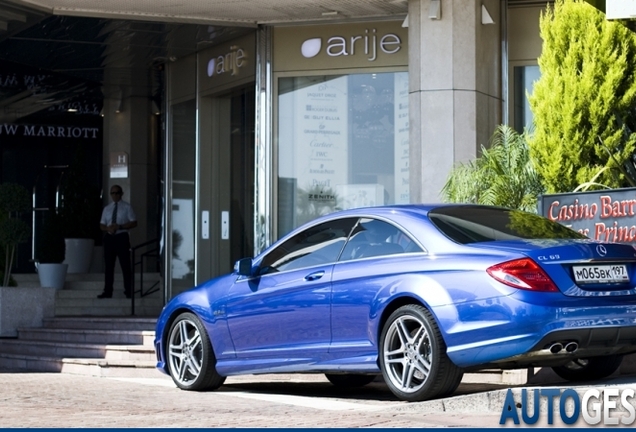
[
  {"x1": 0, "y1": 339, "x2": 155, "y2": 361},
  {"x1": 55, "y1": 292, "x2": 161, "y2": 302},
  {"x1": 61, "y1": 280, "x2": 161, "y2": 291},
  {"x1": 42, "y1": 317, "x2": 157, "y2": 331},
  {"x1": 104, "y1": 344, "x2": 156, "y2": 361},
  {"x1": 0, "y1": 353, "x2": 167, "y2": 379},
  {"x1": 59, "y1": 358, "x2": 168, "y2": 379},
  {"x1": 12, "y1": 273, "x2": 162, "y2": 293},
  {"x1": 54, "y1": 305, "x2": 163, "y2": 317},
  {"x1": 462, "y1": 368, "x2": 535, "y2": 386},
  {"x1": 0, "y1": 353, "x2": 62, "y2": 372},
  {"x1": 17, "y1": 327, "x2": 155, "y2": 346}
]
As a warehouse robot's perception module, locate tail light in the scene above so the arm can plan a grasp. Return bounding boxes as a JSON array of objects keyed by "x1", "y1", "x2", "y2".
[{"x1": 487, "y1": 258, "x2": 558, "y2": 292}]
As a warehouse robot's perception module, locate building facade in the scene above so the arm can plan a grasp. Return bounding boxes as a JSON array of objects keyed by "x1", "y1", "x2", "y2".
[{"x1": 0, "y1": 0, "x2": 620, "y2": 301}]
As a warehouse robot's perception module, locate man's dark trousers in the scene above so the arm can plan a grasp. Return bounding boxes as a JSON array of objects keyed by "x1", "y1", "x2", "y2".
[{"x1": 103, "y1": 232, "x2": 132, "y2": 296}]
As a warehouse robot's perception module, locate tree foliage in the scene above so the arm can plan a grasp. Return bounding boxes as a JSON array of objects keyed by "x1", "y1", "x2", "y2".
[
  {"x1": 442, "y1": 125, "x2": 543, "y2": 212},
  {"x1": 528, "y1": 0, "x2": 636, "y2": 193}
]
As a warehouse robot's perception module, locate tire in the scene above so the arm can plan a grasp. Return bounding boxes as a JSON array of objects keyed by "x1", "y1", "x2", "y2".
[
  {"x1": 552, "y1": 355, "x2": 623, "y2": 382},
  {"x1": 435, "y1": 366, "x2": 464, "y2": 398},
  {"x1": 379, "y1": 304, "x2": 461, "y2": 402},
  {"x1": 325, "y1": 373, "x2": 377, "y2": 387},
  {"x1": 166, "y1": 312, "x2": 226, "y2": 391}
]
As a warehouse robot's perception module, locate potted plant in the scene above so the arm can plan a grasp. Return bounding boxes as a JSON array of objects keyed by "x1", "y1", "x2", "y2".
[
  {"x1": 36, "y1": 211, "x2": 68, "y2": 289},
  {"x1": 59, "y1": 147, "x2": 101, "y2": 273},
  {"x1": 0, "y1": 183, "x2": 31, "y2": 287}
]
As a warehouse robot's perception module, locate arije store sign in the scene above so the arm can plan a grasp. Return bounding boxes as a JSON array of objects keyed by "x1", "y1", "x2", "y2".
[
  {"x1": 207, "y1": 45, "x2": 246, "y2": 78},
  {"x1": 200, "y1": 33, "x2": 255, "y2": 93},
  {"x1": 300, "y1": 29, "x2": 402, "y2": 61},
  {"x1": 273, "y1": 22, "x2": 408, "y2": 72}
]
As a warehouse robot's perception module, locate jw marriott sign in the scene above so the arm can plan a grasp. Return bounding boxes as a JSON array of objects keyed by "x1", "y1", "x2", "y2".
[{"x1": 0, "y1": 123, "x2": 99, "y2": 139}]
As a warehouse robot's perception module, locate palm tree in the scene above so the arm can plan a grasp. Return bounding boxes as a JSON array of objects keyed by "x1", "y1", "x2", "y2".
[{"x1": 442, "y1": 125, "x2": 544, "y2": 213}]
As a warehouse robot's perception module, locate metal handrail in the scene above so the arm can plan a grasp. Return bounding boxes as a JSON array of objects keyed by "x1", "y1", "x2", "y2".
[{"x1": 130, "y1": 238, "x2": 160, "y2": 316}]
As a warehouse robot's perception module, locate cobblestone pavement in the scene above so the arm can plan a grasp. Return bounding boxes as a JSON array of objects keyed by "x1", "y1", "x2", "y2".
[{"x1": 1, "y1": 368, "x2": 635, "y2": 428}]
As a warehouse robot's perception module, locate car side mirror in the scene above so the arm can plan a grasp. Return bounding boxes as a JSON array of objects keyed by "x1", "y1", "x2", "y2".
[{"x1": 236, "y1": 258, "x2": 254, "y2": 276}]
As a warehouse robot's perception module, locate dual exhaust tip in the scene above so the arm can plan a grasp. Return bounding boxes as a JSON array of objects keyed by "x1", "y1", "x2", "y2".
[{"x1": 549, "y1": 341, "x2": 578, "y2": 354}]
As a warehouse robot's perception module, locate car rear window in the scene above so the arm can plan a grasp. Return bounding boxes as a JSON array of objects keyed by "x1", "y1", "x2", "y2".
[{"x1": 428, "y1": 206, "x2": 586, "y2": 244}]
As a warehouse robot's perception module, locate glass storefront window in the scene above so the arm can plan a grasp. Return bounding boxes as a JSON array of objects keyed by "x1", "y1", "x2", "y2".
[
  {"x1": 513, "y1": 65, "x2": 540, "y2": 133},
  {"x1": 170, "y1": 99, "x2": 196, "y2": 291},
  {"x1": 277, "y1": 72, "x2": 409, "y2": 236}
]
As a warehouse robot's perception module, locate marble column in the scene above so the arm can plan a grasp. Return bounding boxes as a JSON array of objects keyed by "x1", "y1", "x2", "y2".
[{"x1": 408, "y1": 0, "x2": 502, "y2": 202}]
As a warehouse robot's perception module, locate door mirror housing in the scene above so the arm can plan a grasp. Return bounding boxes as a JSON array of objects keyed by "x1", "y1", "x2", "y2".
[{"x1": 235, "y1": 258, "x2": 254, "y2": 276}]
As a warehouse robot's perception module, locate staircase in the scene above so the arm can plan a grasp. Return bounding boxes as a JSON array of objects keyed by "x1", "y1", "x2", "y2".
[
  {"x1": 13, "y1": 273, "x2": 164, "y2": 316},
  {"x1": 0, "y1": 316, "x2": 168, "y2": 378},
  {"x1": 0, "y1": 273, "x2": 169, "y2": 379}
]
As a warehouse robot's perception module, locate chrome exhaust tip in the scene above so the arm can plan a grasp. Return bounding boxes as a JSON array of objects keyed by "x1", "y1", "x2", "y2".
[
  {"x1": 549, "y1": 343, "x2": 564, "y2": 354},
  {"x1": 565, "y1": 342, "x2": 578, "y2": 353}
]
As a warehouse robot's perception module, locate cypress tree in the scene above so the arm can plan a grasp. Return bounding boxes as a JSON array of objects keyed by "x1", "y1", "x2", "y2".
[{"x1": 528, "y1": 0, "x2": 636, "y2": 193}]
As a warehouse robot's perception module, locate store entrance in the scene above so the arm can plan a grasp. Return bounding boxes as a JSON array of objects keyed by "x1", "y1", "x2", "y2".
[{"x1": 196, "y1": 85, "x2": 255, "y2": 283}]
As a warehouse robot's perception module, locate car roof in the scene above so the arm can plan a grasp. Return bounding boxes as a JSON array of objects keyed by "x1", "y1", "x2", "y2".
[
  {"x1": 256, "y1": 203, "x2": 517, "y2": 261},
  {"x1": 311, "y1": 203, "x2": 502, "y2": 220}
]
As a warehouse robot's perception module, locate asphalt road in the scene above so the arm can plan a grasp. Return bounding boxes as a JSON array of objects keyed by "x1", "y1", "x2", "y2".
[{"x1": 1, "y1": 369, "x2": 635, "y2": 428}]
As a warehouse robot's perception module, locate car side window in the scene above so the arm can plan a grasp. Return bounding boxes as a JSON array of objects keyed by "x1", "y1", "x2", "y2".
[
  {"x1": 340, "y1": 218, "x2": 422, "y2": 261},
  {"x1": 258, "y1": 218, "x2": 357, "y2": 275}
]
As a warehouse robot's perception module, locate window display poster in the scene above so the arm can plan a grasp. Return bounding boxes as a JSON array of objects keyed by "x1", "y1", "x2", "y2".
[{"x1": 279, "y1": 76, "x2": 349, "y2": 225}]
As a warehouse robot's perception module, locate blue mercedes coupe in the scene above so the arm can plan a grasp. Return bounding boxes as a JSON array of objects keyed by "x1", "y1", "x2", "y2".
[{"x1": 155, "y1": 204, "x2": 636, "y2": 401}]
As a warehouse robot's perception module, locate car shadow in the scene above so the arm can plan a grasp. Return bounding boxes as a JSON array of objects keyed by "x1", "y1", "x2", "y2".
[
  {"x1": 219, "y1": 379, "x2": 400, "y2": 402},
  {"x1": 216, "y1": 374, "x2": 514, "y2": 403}
]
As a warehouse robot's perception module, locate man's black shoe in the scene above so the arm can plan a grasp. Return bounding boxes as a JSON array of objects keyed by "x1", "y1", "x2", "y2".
[{"x1": 97, "y1": 292, "x2": 112, "y2": 299}]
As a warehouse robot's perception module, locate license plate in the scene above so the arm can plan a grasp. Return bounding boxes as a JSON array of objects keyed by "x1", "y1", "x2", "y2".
[{"x1": 572, "y1": 264, "x2": 630, "y2": 284}]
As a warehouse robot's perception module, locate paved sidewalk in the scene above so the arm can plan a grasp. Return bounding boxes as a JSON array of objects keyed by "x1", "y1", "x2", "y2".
[{"x1": 0, "y1": 367, "x2": 635, "y2": 428}]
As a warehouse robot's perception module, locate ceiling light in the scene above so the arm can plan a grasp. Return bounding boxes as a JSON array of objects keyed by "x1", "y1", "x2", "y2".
[
  {"x1": 67, "y1": 108, "x2": 78, "y2": 112},
  {"x1": 321, "y1": 11, "x2": 339, "y2": 16}
]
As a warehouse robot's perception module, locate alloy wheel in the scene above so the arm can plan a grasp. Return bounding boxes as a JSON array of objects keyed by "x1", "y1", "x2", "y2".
[
  {"x1": 168, "y1": 318, "x2": 204, "y2": 386},
  {"x1": 382, "y1": 314, "x2": 432, "y2": 394}
]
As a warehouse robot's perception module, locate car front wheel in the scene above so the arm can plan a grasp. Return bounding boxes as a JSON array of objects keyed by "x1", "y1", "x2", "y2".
[
  {"x1": 167, "y1": 312, "x2": 226, "y2": 391},
  {"x1": 379, "y1": 304, "x2": 461, "y2": 402}
]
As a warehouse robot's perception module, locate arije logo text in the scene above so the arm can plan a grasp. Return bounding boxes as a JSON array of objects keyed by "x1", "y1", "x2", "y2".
[
  {"x1": 301, "y1": 29, "x2": 401, "y2": 61},
  {"x1": 207, "y1": 45, "x2": 245, "y2": 78}
]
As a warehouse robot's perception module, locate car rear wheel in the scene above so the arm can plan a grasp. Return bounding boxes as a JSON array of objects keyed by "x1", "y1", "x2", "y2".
[
  {"x1": 435, "y1": 365, "x2": 464, "y2": 398},
  {"x1": 552, "y1": 355, "x2": 623, "y2": 382},
  {"x1": 325, "y1": 373, "x2": 377, "y2": 387},
  {"x1": 379, "y1": 304, "x2": 461, "y2": 402},
  {"x1": 167, "y1": 312, "x2": 226, "y2": 391}
]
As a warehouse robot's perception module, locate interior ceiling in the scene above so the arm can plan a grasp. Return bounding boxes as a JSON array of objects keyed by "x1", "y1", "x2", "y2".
[
  {"x1": 5, "y1": 0, "x2": 409, "y2": 25},
  {"x1": 0, "y1": 0, "x2": 409, "y2": 123}
]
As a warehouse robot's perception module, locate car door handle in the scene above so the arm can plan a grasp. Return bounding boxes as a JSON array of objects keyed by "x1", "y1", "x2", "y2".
[{"x1": 304, "y1": 271, "x2": 325, "y2": 281}]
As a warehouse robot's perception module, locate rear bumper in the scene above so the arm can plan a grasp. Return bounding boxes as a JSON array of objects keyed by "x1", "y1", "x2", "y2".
[
  {"x1": 441, "y1": 292, "x2": 636, "y2": 369},
  {"x1": 490, "y1": 326, "x2": 636, "y2": 368}
]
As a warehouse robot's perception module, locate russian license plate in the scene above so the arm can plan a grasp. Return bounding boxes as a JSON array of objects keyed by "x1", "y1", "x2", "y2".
[{"x1": 572, "y1": 264, "x2": 630, "y2": 284}]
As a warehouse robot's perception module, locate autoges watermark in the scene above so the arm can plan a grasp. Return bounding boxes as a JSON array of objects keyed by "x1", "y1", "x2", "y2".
[{"x1": 499, "y1": 387, "x2": 635, "y2": 426}]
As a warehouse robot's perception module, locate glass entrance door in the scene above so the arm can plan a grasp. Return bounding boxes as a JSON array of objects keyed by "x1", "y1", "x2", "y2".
[
  {"x1": 228, "y1": 87, "x2": 255, "y2": 266},
  {"x1": 196, "y1": 85, "x2": 255, "y2": 283},
  {"x1": 169, "y1": 99, "x2": 196, "y2": 296}
]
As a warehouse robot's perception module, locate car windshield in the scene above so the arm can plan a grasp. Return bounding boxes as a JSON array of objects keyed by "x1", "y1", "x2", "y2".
[{"x1": 428, "y1": 206, "x2": 587, "y2": 244}]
